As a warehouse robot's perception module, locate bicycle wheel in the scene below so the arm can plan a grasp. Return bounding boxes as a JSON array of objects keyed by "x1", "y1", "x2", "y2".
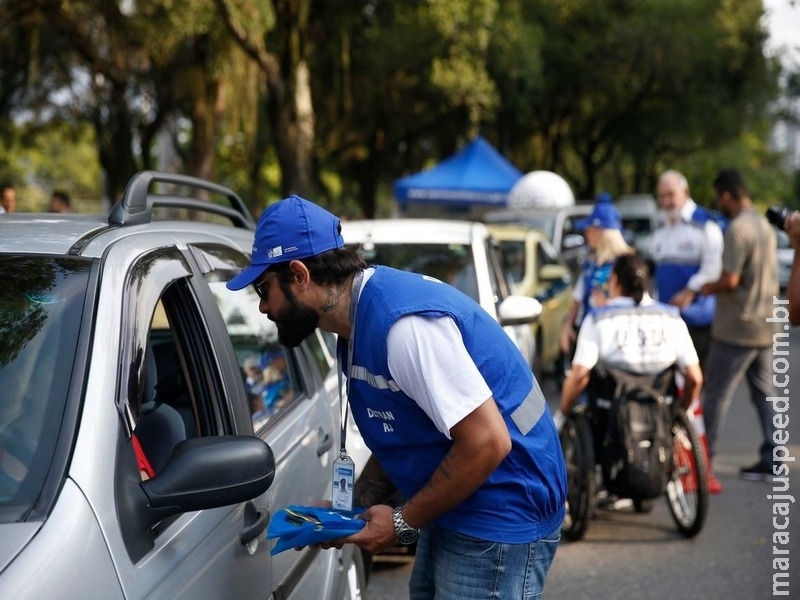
[
  {"x1": 665, "y1": 409, "x2": 709, "y2": 537},
  {"x1": 559, "y1": 410, "x2": 596, "y2": 541}
]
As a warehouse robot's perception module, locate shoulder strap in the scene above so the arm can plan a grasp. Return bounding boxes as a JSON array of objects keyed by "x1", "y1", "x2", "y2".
[{"x1": 593, "y1": 362, "x2": 677, "y2": 403}]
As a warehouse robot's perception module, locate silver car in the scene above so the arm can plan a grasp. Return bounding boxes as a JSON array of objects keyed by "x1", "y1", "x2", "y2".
[{"x1": 0, "y1": 172, "x2": 366, "y2": 599}]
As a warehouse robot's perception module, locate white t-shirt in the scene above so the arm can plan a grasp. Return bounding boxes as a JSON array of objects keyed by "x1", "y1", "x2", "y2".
[
  {"x1": 387, "y1": 315, "x2": 493, "y2": 439},
  {"x1": 356, "y1": 267, "x2": 492, "y2": 439},
  {"x1": 572, "y1": 294, "x2": 698, "y2": 374}
]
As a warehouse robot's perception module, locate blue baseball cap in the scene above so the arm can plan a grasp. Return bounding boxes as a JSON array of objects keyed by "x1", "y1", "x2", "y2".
[
  {"x1": 576, "y1": 200, "x2": 622, "y2": 232},
  {"x1": 226, "y1": 195, "x2": 344, "y2": 291}
]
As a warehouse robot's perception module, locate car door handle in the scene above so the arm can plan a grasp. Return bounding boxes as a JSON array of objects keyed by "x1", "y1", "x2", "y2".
[
  {"x1": 317, "y1": 428, "x2": 333, "y2": 456},
  {"x1": 241, "y1": 501, "x2": 270, "y2": 545}
]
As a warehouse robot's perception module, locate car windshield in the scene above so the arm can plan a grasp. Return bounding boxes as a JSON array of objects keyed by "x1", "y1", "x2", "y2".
[
  {"x1": 496, "y1": 240, "x2": 526, "y2": 285},
  {"x1": 357, "y1": 242, "x2": 479, "y2": 302},
  {"x1": 487, "y1": 213, "x2": 556, "y2": 241},
  {"x1": 0, "y1": 255, "x2": 92, "y2": 520}
]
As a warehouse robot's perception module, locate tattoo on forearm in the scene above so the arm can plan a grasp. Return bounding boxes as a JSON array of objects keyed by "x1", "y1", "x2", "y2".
[{"x1": 437, "y1": 452, "x2": 454, "y2": 481}]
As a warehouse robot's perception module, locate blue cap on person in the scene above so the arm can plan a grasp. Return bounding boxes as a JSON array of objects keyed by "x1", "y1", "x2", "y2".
[
  {"x1": 576, "y1": 194, "x2": 622, "y2": 232},
  {"x1": 226, "y1": 195, "x2": 344, "y2": 291}
]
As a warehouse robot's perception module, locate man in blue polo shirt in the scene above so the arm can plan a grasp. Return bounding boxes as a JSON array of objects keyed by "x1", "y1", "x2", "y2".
[{"x1": 227, "y1": 196, "x2": 567, "y2": 600}]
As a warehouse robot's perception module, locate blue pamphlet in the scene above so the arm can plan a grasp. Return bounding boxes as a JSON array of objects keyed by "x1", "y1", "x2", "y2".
[{"x1": 267, "y1": 505, "x2": 365, "y2": 555}]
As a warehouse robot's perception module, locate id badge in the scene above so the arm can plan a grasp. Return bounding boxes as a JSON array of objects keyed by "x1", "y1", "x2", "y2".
[{"x1": 332, "y1": 452, "x2": 355, "y2": 512}]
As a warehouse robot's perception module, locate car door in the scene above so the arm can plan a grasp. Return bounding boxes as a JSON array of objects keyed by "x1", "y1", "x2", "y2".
[
  {"x1": 187, "y1": 242, "x2": 341, "y2": 599},
  {"x1": 532, "y1": 237, "x2": 572, "y2": 365},
  {"x1": 483, "y1": 235, "x2": 536, "y2": 369},
  {"x1": 101, "y1": 243, "x2": 274, "y2": 599}
]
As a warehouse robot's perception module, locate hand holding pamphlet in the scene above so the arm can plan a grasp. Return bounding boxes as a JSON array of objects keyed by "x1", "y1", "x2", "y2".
[{"x1": 267, "y1": 505, "x2": 365, "y2": 555}]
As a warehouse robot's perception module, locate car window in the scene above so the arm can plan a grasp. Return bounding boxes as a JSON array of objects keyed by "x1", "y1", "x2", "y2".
[
  {"x1": 561, "y1": 214, "x2": 584, "y2": 239},
  {"x1": 622, "y1": 217, "x2": 652, "y2": 237},
  {"x1": 355, "y1": 242, "x2": 479, "y2": 302},
  {"x1": 121, "y1": 249, "x2": 237, "y2": 473},
  {"x1": 537, "y1": 239, "x2": 560, "y2": 269},
  {"x1": 497, "y1": 239, "x2": 526, "y2": 285},
  {"x1": 0, "y1": 255, "x2": 92, "y2": 521},
  {"x1": 306, "y1": 329, "x2": 335, "y2": 376},
  {"x1": 190, "y1": 245, "x2": 302, "y2": 432}
]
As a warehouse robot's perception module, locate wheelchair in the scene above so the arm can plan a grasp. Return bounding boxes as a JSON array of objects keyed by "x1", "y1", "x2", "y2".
[{"x1": 559, "y1": 363, "x2": 709, "y2": 541}]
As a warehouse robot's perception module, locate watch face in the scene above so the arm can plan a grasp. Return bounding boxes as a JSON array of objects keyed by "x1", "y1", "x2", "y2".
[{"x1": 397, "y1": 529, "x2": 419, "y2": 545}]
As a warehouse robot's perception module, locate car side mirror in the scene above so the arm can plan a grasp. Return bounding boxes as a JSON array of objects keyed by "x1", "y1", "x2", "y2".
[
  {"x1": 140, "y1": 436, "x2": 275, "y2": 528},
  {"x1": 562, "y1": 234, "x2": 585, "y2": 250},
  {"x1": 498, "y1": 295, "x2": 543, "y2": 326}
]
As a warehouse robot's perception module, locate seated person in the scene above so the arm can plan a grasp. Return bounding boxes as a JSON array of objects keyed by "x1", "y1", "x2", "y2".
[{"x1": 553, "y1": 253, "x2": 703, "y2": 430}]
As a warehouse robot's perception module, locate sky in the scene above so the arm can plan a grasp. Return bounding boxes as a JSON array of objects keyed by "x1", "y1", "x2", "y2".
[{"x1": 763, "y1": 0, "x2": 800, "y2": 65}]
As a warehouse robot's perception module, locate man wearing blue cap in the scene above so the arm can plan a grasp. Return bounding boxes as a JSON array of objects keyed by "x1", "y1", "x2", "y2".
[{"x1": 227, "y1": 195, "x2": 567, "y2": 599}]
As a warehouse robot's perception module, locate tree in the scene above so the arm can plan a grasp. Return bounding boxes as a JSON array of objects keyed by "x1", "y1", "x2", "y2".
[
  {"x1": 499, "y1": 0, "x2": 779, "y2": 198},
  {"x1": 217, "y1": 0, "x2": 317, "y2": 204}
]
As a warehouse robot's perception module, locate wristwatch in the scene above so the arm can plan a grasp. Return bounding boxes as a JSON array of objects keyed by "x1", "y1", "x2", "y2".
[{"x1": 392, "y1": 506, "x2": 419, "y2": 545}]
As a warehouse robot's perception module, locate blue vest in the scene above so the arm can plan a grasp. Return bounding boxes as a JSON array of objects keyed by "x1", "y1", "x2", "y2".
[
  {"x1": 654, "y1": 206, "x2": 719, "y2": 327},
  {"x1": 346, "y1": 267, "x2": 566, "y2": 542},
  {"x1": 579, "y1": 260, "x2": 613, "y2": 324}
]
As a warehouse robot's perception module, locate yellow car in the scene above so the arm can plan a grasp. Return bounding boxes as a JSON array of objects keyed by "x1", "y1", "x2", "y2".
[{"x1": 488, "y1": 224, "x2": 574, "y2": 378}]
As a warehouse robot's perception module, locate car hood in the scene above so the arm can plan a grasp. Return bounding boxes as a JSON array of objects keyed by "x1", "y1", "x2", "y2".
[{"x1": 0, "y1": 522, "x2": 41, "y2": 572}]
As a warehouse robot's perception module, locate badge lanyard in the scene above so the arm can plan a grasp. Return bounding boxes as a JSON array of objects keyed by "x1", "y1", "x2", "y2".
[{"x1": 332, "y1": 269, "x2": 363, "y2": 511}]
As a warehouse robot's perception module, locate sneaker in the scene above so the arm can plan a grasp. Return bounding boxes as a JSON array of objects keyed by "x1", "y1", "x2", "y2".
[
  {"x1": 707, "y1": 472, "x2": 723, "y2": 494},
  {"x1": 739, "y1": 462, "x2": 775, "y2": 482}
]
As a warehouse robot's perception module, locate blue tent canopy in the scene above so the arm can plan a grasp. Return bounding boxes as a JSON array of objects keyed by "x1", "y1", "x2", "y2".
[{"x1": 393, "y1": 136, "x2": 522, "y2": 207}]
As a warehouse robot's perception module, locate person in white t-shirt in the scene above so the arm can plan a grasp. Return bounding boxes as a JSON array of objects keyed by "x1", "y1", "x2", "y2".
[{"x1": 553, "y1": 253, "x2": 703, "y2": 427}]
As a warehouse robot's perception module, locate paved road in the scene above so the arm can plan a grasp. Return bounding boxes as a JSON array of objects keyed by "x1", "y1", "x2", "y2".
[{"x1": 367, "y1": 327, "x2": 800, "y2": 599}]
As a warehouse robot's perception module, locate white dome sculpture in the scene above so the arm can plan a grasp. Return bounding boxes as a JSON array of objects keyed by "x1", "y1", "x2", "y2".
[{"x1": 506, "y1": 171, "x2": 575, "y2": 209}]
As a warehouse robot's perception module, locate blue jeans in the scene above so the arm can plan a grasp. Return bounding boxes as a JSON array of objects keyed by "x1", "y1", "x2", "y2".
[
  {"x1": 409, "y1": 525, "x2": 560, "y2": 600},
  {"x1": 703, "y1": 340, "x2": 777, "y2": 466}
]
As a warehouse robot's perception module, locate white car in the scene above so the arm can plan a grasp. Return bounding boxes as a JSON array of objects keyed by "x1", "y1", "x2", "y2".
[{"x1": 340, "y1": 219, "x2": 543, "y2": 371}]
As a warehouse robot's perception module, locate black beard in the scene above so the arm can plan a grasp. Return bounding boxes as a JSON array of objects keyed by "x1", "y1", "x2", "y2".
[{"x1": 274, "y1": 289, "x2": 320, "y2": 348}]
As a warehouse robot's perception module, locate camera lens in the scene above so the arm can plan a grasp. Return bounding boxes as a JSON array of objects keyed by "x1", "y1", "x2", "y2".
[{"x1": 766, "y1": 206, "x2": 790, "y2": 231}]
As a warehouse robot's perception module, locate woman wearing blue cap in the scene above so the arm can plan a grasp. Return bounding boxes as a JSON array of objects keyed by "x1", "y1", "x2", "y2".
[{"x1": 558, "y1": 193, "x2": 634, "y2": 365}]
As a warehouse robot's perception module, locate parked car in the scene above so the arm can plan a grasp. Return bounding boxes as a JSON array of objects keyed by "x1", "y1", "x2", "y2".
[
  {"x1": 776, "y1": 228, "x2": 794, "y2": 292},
  {"x1": 340, "y1": 219, "x2": 543, "y2": 372},
  {"x1": 484, "y1": 204, "x2": 592, "y2": 276},
  {"x1": 0, "y1": 171, "x2": 366, "y2": 599},
  {"x1": 487, "y1": 224, "x2": 574, "y2": 378}
]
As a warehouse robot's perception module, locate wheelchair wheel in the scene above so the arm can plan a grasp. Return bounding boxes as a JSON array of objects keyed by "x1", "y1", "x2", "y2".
[
  {"x1": 665, "y1": 409, "x2": 709, "y2": 537},
  {"x1": 559, "y1": 410, "x2": 596, "y2": 541}
]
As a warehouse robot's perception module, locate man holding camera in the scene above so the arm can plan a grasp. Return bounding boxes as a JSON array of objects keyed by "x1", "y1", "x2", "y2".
[{"x1": 700, "y1": 169, "x2": 779, "y2": 484}]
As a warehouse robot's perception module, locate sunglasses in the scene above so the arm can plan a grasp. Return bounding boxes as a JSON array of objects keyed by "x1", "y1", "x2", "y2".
[{"x1": 253, "y1": 271, "x2": 275, "y2": 300}]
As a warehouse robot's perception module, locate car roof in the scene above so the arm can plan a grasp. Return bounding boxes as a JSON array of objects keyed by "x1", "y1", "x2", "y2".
[
  {"x1": 484, "y1": 203, "x2": 592, "y2": 222},
  {"x1": 486, "y1": 223, "x2": 548, "y2": 242},
  {"x1": 341, "y1": 218, "x2": 491, "y2": 245},
  {"x1": 0, "y1": 213, "x2": 255, "y2": 259},
  {"x1": 0, "y1": 171, "x2": 256, "y2": 258}
]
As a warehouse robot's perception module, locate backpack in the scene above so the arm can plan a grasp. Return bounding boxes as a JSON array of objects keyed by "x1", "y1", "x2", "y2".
[{"x1": 589, "y1": 364, "x2": 675, "y2": 500}]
